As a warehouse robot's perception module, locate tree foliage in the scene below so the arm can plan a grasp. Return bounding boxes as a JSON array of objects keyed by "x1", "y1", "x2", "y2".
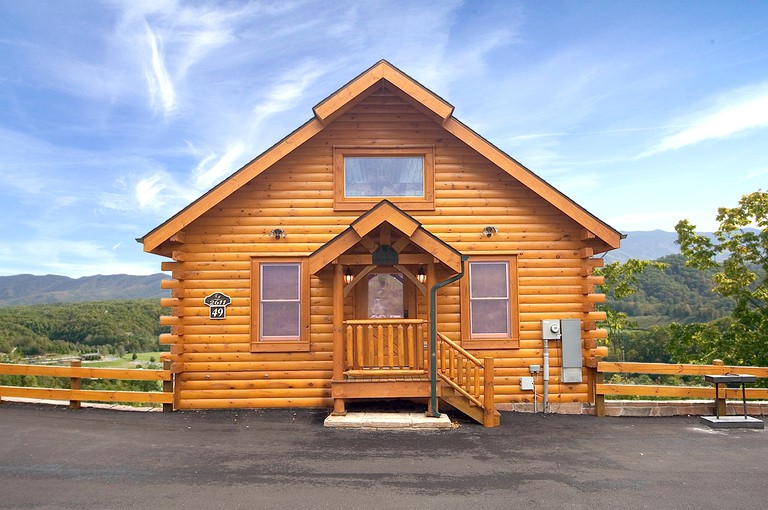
[
  {"x1": 596, "y1": 259, "x2": 668, "y2": 361},
  {"x1": 674, "y1": 190, "x2": 768, "y2": 366},
  {"x1": 609, "y1": 254, "x2": 735, "y2": 325},
  {"x1": 0, "y1": 299, "x2": 168, "y2": 357}
]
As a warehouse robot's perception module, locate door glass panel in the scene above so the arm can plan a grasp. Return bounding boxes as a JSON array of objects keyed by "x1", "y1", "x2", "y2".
[{"x1": 367, "y1": 273, "x2": 404, "y2": 318}]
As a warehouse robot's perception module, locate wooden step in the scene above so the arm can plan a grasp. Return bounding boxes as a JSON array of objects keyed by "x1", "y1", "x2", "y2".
[{"x1": 439, "y1": 383, "x2": 500, "y2": 427}]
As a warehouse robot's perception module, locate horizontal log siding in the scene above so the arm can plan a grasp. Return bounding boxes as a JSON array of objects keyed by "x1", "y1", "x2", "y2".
[{"x1": 168, "y1": 87, "x2": 602, "y2": 409}]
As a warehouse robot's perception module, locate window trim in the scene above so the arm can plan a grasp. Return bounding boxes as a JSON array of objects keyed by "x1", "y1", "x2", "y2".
[
  {"x1": 333, "y1": 147, "x2": 435, "y2": 211},
  {"x1": 460, "y1": 256, "x2": 520, "y2": 349},
  {"x1": 251, "y1": 258, "x2": 310, "y2": 352}
]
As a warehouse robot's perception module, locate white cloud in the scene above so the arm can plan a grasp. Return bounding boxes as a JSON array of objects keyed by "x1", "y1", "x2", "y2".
[
  {"x1": 143, "y1": 21, "x2": 176, "y2": 115},
  {"x1": 0, "y1": 239, "x2": 157, "y2": 278},
  {"x1": 643, "y1": 81, "x2": 768, "y2": 156},
  {"x1": 738, "y1": 167, "x2": 768, "y2": 183},
  {"x1": 192, "y1": 144, "x2": 245, "y2": 190},
  {"x1": 136, "y1": 173, "x2": 167, "y2": 210},
  {"x1": 252, "y1": 61, "x2": 327, "y2": 125}
]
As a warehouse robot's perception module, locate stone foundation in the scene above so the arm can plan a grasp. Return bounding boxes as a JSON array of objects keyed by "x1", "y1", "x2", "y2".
[{"x1": 497, "y1": 400, "x2": 768, "y2": 417}]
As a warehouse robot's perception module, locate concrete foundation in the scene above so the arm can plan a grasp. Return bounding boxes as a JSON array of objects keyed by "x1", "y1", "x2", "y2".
[{"x1": 497, "y1": 400, "x2": 768, "y2": 417}]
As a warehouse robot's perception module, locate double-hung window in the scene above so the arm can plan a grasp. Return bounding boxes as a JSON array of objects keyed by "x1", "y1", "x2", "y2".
[
  {"x1": 333, "y1": 147, "x2": 434, "y2": 210},
  {"x1": 461, "y1": 256, "x2": 519, "y2": 349},
  {"x1": 251, "y1": 258, "x2": 309, "y2": 352}
]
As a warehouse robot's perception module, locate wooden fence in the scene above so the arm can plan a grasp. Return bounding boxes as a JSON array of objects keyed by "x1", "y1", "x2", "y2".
[
  {"x1": 0, "y1": 360, "x2": 174, "y2": 411},
  {"x1": 593, "y1": 360, "x2": 768, "y2": 417}
]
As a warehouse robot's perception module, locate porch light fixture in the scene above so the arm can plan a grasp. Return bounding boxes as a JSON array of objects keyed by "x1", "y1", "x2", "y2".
[
  {"x1": 269, "y1": 228, "x2": 286, "y2": 240},
  {"x1": 344, "y1": 267, "x2": 354, "y2": 284},
  {"x1": 483, "y1": 226, "x2": 499, "y2": 238},
  {"x1": 417, "y1": 265, "x2": 427, "y2": 284}
]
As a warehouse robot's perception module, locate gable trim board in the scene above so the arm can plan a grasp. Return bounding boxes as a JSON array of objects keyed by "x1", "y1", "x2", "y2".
[
  {"x1": 140, "y1": 60, "x2": 621, "y2": 256},
  {"x1": 307, "y1": 200, "x2": 464, "y2": 275}
]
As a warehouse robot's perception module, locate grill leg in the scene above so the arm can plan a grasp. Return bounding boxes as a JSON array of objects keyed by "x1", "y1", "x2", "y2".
[{"x1": 742, "y1": 383, "x2": 748, "y2": 419}]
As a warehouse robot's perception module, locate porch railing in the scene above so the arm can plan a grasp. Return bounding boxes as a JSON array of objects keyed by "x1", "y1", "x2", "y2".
[
  {"x1": 343, "y1": 319, "x2": 426, "y2": 376},
  {"x1": 436, "y1": 332, "x2": 496, "y2": 427}
]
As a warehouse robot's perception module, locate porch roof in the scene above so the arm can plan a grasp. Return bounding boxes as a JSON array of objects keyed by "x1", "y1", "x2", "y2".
[{"x1": 307, "y1": 200, "x2": 463, "y2": 274}]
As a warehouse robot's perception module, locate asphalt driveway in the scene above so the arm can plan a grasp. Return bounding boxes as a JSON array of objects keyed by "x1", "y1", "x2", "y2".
[{"x1": 1, "y1": 402, "x2": 765, "y2": 509}]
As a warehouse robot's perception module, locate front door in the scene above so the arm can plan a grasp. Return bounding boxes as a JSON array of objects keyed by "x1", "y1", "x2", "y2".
[{"x1": 357, "y1": 270, "x2": 417, "y2": 320}]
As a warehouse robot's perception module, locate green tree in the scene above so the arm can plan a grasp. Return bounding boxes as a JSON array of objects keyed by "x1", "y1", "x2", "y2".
[
  {"x1": 674, "y1": 190, "x2": 768, "y2": 366},
  {"x1": 596, "y1": 259, "x2": 668, "y2": 361}
]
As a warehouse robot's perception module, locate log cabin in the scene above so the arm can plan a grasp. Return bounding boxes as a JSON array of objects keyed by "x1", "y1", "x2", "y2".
[{"x1": 140, "y1": 60, "x2": 621, "y2": 426}]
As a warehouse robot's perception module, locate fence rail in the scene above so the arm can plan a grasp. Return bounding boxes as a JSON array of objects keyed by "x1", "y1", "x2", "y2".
[
  {"x1": 0, "y1": 360, "x2": 174, "y2": 411},
  {"x1": 594, "y1": 360, "x2": 768, "y2": 417}
]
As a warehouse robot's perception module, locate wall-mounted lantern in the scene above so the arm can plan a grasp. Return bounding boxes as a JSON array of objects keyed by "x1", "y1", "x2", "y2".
[
  {"x1": 417, "y1": 265, "x2": 427, "y2": 284},
  {"x1": 344, "y1": 267, "x2": 354, "y2": 284},
  {"x1": 483, "y1": 226, "x2": 499, "y2": 238},
  {"x1": 269, "y1": 228, "x2": 286, "y2": 240}
]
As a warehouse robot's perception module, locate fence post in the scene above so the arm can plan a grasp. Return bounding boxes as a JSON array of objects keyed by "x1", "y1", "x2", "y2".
[
  {"x1": 70, "y1": 359, "x2": 81, "y2": 410},
  {"x1": 712, "y1": 359, "x2": 726, "y2": 416},
  {"x1": 163, "y1": 359, "x2": 174, "y2": 413},
  {"x1": 483, "y1": 357, "x2": 495, "y2": 427},
  {"x1": 595, "y1": 369, "x2": 605, "y2": 417}
]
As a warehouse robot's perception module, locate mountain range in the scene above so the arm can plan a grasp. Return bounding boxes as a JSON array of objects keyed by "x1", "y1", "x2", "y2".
[
  {"x1": 0, "y1": 273, "x2": 170, "y2": 306},
  {"x1": 0, "y1": 230, "x2": 688, "y2": 306},
  {"x1": 603, "y1": 230, "x2": 684, "y2": 264}
]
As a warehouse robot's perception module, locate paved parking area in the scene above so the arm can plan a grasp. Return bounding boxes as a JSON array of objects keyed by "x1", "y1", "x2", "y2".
[{"x1": 1, "y1": 402, "x2": 765, "y2": 509}]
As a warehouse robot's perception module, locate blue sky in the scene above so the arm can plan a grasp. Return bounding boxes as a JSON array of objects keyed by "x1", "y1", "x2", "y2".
[{"x1": 1, "y1": 0, "x2": 767, "y2": 277}]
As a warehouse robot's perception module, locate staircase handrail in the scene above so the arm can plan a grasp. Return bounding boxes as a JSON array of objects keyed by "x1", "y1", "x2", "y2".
[
  {"x1": 436, "y1": 332, "x2": 482, "y2": 366},
  {"x1": 436, "y1": 332, "x2": 496, "y2": 426}
]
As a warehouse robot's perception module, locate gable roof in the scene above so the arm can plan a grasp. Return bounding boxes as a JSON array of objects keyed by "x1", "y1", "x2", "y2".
[
  {"x1": 141, "y1": 60, "x2": 621, "y2": 254},
  {"x1": 308, "y1": 200, "x2": 464, "y2": 274}
]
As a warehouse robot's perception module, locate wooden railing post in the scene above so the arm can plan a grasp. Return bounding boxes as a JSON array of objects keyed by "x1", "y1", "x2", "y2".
[
  {"x1": 69, "y1": 359, "x2": 81, "y2": 410},
  {"x1": 712, "y1": 359, "x2": 726, "y2": 417},
  {"x1": 332, "y1": 264, "x2": 346, "y2": 415},
  {"x1": 162, "y1": 359, "x2": 173, "y2": 413},
  {"x1": 482, "y1": 357, "x2": 495, "y2": 427},
  {"x1": 595, "y1": 369, "x2": 605, "y2": 417}
]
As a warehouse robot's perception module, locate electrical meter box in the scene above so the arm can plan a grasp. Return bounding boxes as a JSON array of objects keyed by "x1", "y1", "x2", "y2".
[
  {"x1": 542, "y1": 319, "x2": 561, "y2": 340},
  {"x1": 541, "y1": 319, "x2": 583, "y2": 383},
  {"x1": 560, "y1": 319, "x2": 583, "y2": 383}
]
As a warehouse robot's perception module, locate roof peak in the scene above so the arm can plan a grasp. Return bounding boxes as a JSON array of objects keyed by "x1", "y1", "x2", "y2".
[{"x1": 312, "y1": 60, "x2": 454, "y2": 125}]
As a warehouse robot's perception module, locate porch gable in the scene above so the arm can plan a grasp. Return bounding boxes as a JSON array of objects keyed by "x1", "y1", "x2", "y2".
[{"x1": 307, "y1": 200, "x2": 463, "y2": 275}]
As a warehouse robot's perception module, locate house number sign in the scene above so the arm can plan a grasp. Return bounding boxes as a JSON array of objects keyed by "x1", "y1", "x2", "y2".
[{"x1": 204, "y1": 292, "x2": 232, "y2": 320}]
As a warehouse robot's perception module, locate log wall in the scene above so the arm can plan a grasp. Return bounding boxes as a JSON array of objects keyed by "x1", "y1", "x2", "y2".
[{"x1": 163, "y1": 87, "x2": 607, "y2": 410}]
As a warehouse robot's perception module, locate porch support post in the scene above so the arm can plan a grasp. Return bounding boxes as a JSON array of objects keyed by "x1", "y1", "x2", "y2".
[{"x1": 332, "y1": 263, "x2": 346, "y2": 415}]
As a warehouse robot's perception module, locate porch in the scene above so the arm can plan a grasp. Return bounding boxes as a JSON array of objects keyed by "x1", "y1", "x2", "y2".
[
  {"x1": 307, "y1": 201, "x2": 498, "y2": 426},
  {"x1": 328, "y1": 316, "x2": 499, "y2": 427},
  {"x1": 331, "y1": 318, "x2": 430, "y2": 402}
]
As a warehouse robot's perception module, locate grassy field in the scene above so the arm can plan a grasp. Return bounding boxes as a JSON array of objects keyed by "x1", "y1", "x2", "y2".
[{"x1": 84, "y1": 352, "x2": 165, "y2": 369}]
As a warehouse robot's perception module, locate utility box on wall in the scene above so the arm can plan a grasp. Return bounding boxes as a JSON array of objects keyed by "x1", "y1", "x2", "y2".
[{"x1": 560, "y1": 319, "x2": 583, "y2": 383}]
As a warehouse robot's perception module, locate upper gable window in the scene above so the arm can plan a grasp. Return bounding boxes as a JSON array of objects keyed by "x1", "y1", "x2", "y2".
[{"x1": 334, "y1": 147, "x2": 434, "y2": 210}]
